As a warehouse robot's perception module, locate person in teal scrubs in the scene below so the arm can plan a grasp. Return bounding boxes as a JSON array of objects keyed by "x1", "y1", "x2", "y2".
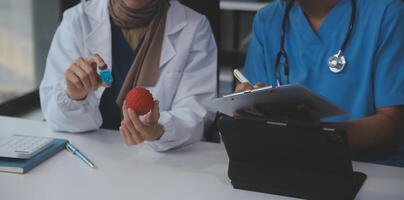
[{"x1": 237, "y1": 0, "x2": 404, "y2": 166}]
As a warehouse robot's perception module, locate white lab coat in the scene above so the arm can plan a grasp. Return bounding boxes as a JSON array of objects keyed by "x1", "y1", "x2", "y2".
[{"x1": 39, "y1": 0, "x2": 217, "y2": 151}]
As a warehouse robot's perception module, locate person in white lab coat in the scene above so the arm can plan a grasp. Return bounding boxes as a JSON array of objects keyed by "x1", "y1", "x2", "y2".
[{"x1": 39, "y1": 0, "x2": 217, "y2": 151}]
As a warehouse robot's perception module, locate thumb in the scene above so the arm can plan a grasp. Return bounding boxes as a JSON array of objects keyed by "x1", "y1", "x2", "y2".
[
  {"x1": 254, "y1": 82, "x2": 266, "y2": 88},
  {"x1": 151, "y1": 100, "x2": 160, "y2": 123}
]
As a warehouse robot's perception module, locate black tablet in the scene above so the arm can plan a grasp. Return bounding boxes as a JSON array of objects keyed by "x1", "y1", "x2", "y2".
[{"x1": 218, "y1": 115, "x2": 366, "y2": 200}]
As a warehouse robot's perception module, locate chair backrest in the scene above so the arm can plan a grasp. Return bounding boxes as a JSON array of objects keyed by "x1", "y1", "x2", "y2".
[
  {"x1": 61, "y1": 0, "x2": 81, "y2": 15},
  {"x1": 178, "y1": 0, "x2": 220, "y2": 49}
]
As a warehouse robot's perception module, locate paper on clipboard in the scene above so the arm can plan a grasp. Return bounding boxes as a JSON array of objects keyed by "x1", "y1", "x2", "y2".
[{"x1": 204, "y1": 84, "x2": 345, "y2": 119}]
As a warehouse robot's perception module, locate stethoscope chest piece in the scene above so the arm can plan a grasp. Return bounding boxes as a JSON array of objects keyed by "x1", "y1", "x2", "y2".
[
  {"x1": 275, "y1": 0, "x2": 355, "y2": 82},
  {"x1": 328, "y1": 51, "x2": 346, "y2": 73}
]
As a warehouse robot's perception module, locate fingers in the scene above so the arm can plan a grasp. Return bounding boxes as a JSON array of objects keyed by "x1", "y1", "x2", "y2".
[
  {"x1": 67, "y1": 57, "x2": 100, "y2": 91},
  {"x1": 143, "y1": 111, "x2": 152, "y2": 125},
  {"x1": 74, "y1": 65, "x2": 91, "y2": 90},
  {"x1": 235, "y1": 83, "x2": 254, "y2": 93},
  {"x1": 120, "y1": 104, "x2": 145, "y2": 145},
  {"x1": 122, "y1": 103, "x2": 129, "y2": 122},
  {"x1": 128, "y1": 109, "x2": 146, "y2": 133},
  {"x1": 145, "y1": 101, "x2": 160, "y2": 125},
  {"x1": 76, "y1": 58, "x2": 100, "y2": 90},
  {"x1": 64, "y1": 67, "x2": 87, "y2": 100},
  {"x1": 119, "y1": 125, "x2": 135, "y2": 145},
  {"x1": 254, "y1": 82, "x2": 266, "y2": 88},
  {"x1": 122, "y1": 106, "x2": 136, "y2": 140},
  {"x1": 235, "y1": 82, "x2": 267, "y2": 93},
  {"x1": 86, "y1": 53, "x2": 106, "y2": 69},
  {"x1": 65, "y1": 68, "x2": 84, "y2": 89},
  {"x1": 152, "y1": 101, "x2": 160, "y2": 121},
  {"x1": 126, "y1": 122, "x2": 144, "y2": 144},
  {"x1": 64, "y1": 55, "x2": 107, "y2": 101},
  {"x1": 122, "y1": 107, "x2": 144, "y2": 143},
  {"x1": 123, "y1": 102, "x2": 127, "y2": 111},
  {"x1": 87, "y1": 54, "x2": 105, "y2": 87},
  {"x1": 121, "y1": 102, "x2": 164, "y2": 143},
  {"x1": 120, "y1": 120, "x2": 144, "y2": 145}
]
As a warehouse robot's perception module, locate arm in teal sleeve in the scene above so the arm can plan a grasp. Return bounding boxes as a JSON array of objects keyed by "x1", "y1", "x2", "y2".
[
  {"x1": 243, "y1": 11, "x2": 271, "y2": 85},
  {"x1": 374, "y1": 0, "x2": 404, "y2": 108},
  {"x1": 327, "y1": 1, "x2": 404, "y2": 150}
]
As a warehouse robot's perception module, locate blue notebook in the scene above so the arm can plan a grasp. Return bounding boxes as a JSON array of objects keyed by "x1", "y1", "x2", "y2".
[{"x1": 0, "y1": 138, "x2": 68, "y2": 174}]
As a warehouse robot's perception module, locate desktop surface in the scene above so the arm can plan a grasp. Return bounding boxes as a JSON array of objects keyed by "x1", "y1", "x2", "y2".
[{"x1": 0, "y1": 116, "x2": 403, "y2": 200}]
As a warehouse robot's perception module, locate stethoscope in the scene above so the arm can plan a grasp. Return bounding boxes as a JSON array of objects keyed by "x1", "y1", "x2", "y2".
[{"x1": 274, "y1": 0, "x2": 356, "y2": 86}]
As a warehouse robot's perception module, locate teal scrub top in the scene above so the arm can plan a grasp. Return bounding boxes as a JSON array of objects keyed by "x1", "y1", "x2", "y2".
[{"x1": 244, "y1": 0, "x2": 404, "y2": 122}]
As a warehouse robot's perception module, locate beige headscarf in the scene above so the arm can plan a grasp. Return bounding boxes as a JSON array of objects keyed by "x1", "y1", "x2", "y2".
[{"x1": 109, "y1": 0, "x2": 169, "y2": 107}]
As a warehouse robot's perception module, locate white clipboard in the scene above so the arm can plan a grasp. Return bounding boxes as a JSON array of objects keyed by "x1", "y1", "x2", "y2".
[{"x1": 204, "y1": 84, "x2": 345, "y2": 119}]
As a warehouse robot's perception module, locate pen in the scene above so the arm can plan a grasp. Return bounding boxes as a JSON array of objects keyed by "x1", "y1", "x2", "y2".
[
  {"x1": 65, "y1": 142, "x2": 96, "y2": 169},
  {"x1": 233, "y1": 69, "x2": 251, "y2": 84},
  {"x1": 232, "y1": 69, "x2": 274, "y2": 91}
]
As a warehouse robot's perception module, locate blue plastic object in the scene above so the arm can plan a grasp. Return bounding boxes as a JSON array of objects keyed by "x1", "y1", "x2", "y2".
[{"x1": 98, "y1": 68, "x2": 113, "y2": 86}]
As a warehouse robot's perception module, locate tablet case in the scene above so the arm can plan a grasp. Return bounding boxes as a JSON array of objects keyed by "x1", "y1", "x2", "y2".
[{"x1": 218, "y1": 115, "x2": 366, "y2": 200}]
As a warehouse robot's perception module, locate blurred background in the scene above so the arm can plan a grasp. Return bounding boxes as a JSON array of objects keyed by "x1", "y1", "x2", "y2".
[{"x1": 0, "y1": 0, "x2": 272, "y2": 120}]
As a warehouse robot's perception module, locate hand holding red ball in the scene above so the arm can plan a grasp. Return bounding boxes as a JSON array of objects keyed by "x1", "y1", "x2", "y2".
[
  {"x1": 120, "y1": 87, "x2": 164, "y2": 146},
  {"x1": 124, "y1": 87, "x2": 155, "y2": 116}
]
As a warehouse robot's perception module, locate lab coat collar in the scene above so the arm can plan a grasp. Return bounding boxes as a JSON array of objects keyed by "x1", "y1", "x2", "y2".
[{"x1": 83, "y1": 0, "x2": 186, "y2": 68}]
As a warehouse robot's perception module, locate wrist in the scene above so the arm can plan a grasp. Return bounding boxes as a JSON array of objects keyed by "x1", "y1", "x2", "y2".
[
  {"x1": 66, "y1": 90, "x2": 88, "y2": 101},
  {"x1": 154, "y1": 124, "x2": 165, "y2": 140}
]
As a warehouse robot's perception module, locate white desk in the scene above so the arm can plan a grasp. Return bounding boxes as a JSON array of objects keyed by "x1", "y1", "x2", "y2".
[{"x1": 0, "y1": 116, "x2": 404, "y2": 200}]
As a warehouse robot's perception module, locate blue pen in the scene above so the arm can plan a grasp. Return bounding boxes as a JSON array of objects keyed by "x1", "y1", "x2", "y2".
[{"x1": 65, "y1": 142, "x2": 96, "y2": 169}]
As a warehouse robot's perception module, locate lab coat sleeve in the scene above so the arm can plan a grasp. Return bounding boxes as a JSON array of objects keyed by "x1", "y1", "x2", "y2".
[
  {"x1": 243, "y1": 11, "x2": 270, "y2": 85},
  {"x1": 374, "y1": 1, "x2": 404, "y2": 108},
  {"x1": 146, "y1": 17, "x2": 217, "y2": 151},
  {"x1": 39, "y1": 9, "x2": 103, "y2": 132}
]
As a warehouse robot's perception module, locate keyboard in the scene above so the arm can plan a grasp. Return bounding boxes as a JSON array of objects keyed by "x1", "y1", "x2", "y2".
[{"x1": 0, "y1": 135, "x2": 53, "y2": 159}]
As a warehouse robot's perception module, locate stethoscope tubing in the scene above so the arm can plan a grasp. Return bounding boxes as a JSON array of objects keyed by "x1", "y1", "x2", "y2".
[{"x1": 274, "y1": 0, "x2": 356, "y2": 86}]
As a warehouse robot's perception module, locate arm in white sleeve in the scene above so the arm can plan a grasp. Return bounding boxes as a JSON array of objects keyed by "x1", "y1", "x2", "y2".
[
  {"x1": 39, "y1": 9, "x2": 102, "y2": 132},
  {"x1": 147, "y1": 17, "x2": 218, "y2": 151}
]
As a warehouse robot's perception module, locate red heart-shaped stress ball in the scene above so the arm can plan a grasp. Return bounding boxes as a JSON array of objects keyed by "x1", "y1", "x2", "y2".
[{"x1": 124, "y1": 87, "x2": 154, "y2": 116}]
